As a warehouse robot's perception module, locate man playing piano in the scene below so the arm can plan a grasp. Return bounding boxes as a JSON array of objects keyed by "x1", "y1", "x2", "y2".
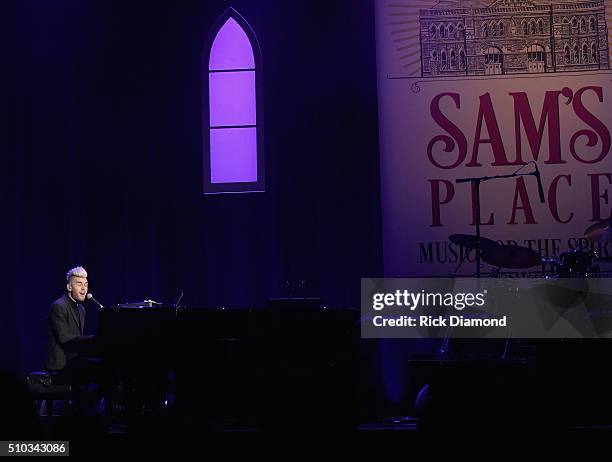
[{"x1": 46, "y1": 266, "x2": 101, "y2": 413}]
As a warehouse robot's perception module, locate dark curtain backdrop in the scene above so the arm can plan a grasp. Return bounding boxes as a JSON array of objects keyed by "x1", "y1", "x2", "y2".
[{"x1": 2, "y1": 0, "x2": 383, "y2": 377}]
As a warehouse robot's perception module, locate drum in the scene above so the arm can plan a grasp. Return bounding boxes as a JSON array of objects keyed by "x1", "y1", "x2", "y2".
[
  {"x1": 540, "y1": 257, "x2": 561, "y2": 278},
  {"x1": 558, "y1": 250, "x2": 596, "y2": 277}
]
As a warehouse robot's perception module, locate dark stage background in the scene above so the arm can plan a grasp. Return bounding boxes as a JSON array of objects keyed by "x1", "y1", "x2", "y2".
[{"x1": 2, "y1": 0, "x2": 382, "y2": 377}]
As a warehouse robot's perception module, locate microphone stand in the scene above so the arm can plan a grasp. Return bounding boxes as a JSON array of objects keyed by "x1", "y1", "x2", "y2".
[{"x1": 455, "y1": 167, "x2": 537, "y2": 278}]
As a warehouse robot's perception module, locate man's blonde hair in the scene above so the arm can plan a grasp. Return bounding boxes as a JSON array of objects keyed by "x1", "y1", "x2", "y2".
[{"x1": 66, "y1": 266, "x2": 88, "y2": 282}]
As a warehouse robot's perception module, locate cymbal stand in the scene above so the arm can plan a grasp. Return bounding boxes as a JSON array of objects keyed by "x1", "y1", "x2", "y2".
[{"x1": 456, "y1": 164, "x2": 536, "y2": 278}]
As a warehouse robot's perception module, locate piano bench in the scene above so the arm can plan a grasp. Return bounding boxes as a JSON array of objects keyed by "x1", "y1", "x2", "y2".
[{"x1": 26, "y1": 371, "x2": 72, "y2": 416}]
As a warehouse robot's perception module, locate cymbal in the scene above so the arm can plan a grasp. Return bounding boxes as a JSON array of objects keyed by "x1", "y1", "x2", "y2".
[
  {"x1": 584, "y1": 219, "x2": 612, "y2": 243},
  {"x1": 481, "y1": 245, "x2": 541, "y2": 269},
  {"x1": 449, "y1": 234, "x2": 501, "y2": 253}
]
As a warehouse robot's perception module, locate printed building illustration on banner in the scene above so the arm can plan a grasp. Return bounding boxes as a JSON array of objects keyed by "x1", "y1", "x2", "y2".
[{"x1": 419, "y1": 0, "x2": 610, "y2": 77}]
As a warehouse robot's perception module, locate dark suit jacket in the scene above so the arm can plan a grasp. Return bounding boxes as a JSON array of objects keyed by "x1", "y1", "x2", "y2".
[{"x1": 46, "y1": 293, "x2": 87, "y2": 371}]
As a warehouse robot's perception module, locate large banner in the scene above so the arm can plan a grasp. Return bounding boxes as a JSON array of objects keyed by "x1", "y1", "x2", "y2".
[{"x1": 376, "y1": 0, "x2": 612, "y2": 276}]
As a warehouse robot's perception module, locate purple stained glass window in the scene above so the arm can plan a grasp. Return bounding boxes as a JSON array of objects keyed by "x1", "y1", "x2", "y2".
[
  {"x1": 209, "y1": 71, "x2": 256, "y2": 127},
  {"x1": 205, "y1": 12, "x2": 262, "y2": 193},
  {"x1": 210, "y1": 127, "x2": 257, "y2": 183},
  {"x1": 209, "y1": 18, "x2": 255, "y2": 71}
]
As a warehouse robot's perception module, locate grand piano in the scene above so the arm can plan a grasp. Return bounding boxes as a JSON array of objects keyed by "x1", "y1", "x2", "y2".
[{"x1": 95, "y1": 300, "x2": 361, "y2": 427}]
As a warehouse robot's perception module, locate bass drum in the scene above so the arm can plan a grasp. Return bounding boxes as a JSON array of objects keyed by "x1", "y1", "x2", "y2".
[{"x1": 558, "y1": 250, "x2": 597, "y2": 277}]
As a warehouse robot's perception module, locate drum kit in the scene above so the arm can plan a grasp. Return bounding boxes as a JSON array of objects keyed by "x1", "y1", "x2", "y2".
[{"x1": 449, "y1": 218, "x2": 612, "y2": 277}]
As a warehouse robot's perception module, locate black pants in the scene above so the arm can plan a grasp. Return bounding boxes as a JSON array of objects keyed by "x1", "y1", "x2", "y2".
[{"x1": 56, "y1": 356, "x2": 112, "y2": 412}]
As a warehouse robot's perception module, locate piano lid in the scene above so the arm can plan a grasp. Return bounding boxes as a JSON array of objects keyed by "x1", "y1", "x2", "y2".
[{"x1": 116, "y1": 299, "x2": 163, "y2": 309}]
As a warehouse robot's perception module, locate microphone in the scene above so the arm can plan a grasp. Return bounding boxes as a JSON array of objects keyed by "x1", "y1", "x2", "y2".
[
  {"x1": 86, "y1": 293, "x2": 105, "y2": 309},
  {"x1": 533, "y1": 162, "x2": 545, "y2": 204}
]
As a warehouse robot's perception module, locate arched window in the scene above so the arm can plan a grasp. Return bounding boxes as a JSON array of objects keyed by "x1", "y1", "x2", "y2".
[
  {"x1": 440, "y1": 24, "x2": 446, "y2": 38},
  {"x1": 564, "y1": 45, "x2": 571, "y2": 64},
  {"x1": 527, "y1": 44, "x2": 545, "y2": 62},
  {"x1": 484, "y1": 47, "x2": 503, "y2": 75},
  {"x1": 485, "y1": 47, "x2": 502, "y2": 64},
  {"x1": 538, "y1": 19, "x2": 544, "y2": 35},
  {"x1": 591, "y1": 42, "x2": 598, "y2": 63},
  {"x1": 483, "y1": 23, "x2": 489, "y2": 37},
  {"x1": 582, "y1": 43, "x2": 589, "y2": 63},
  {"x1": 450, "y1": 50, "x2": 456, "y2": 68},
  {"x1": 448, "y1": 24, "x2": 454, "y2": 37},
  {"x1": 441, "y1": 50, "x2": 447, "y2": 69},
  {"x1": 457, "y1": 23, "x2": 464, "y2": 39},
  {"x1": 530, "y1": 21, "x2": 536, "y2": 35},
  {"x1": 580, "y1": 18, "x2": 586, "y2": 33},
  {"x1": 430, "y1": 24, "x2": 438, "y2": 38},
  {"x1": 573, "y1": 44, "x2": 579, "y2": 63},
  {"x1": 499, "y1": 22, "x2": 504, "y2": 36},
  {"x1": 589, "y1": 17, "x2": 596, "y2": 32},
  {"x1": 523, "y1": 21, "x2": 528, "y2": 35},
  {"x1": 492, "y1": 22, "x2": 498, "y2": 36},
  {"x1": 205, "y1": 9, "x2": 264, "y2": 193},
  {"x1": 431, "y1": 50, "x2": 438, "y2": 61},
  {"x1": 562, "y1": 18, "x2": 570, "y2": 35},
  {"x1": 459, "y1": 49, "x2": 466, "y2": 70},
  {"x1": 527, "y1": 44, "x2": 546, "y2": 73},
  {"x1": 571, "y1": 17, "x2": 578, "y2": 33}
]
